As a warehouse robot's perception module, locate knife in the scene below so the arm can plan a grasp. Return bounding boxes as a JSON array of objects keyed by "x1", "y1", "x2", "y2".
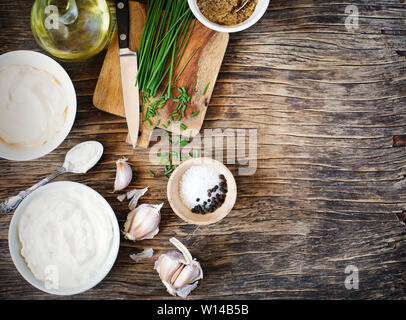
[{"x1": 116, "y1": 0, "x2": 139, "y2": 148}]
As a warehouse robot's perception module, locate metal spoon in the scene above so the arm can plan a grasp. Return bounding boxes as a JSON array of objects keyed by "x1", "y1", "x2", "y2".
[{"x1": 0, "y1": 141, "x2": 103, "y2": 213}]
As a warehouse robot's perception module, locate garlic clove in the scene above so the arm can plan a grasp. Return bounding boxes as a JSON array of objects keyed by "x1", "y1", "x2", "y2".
[
  {"x1": 172, "y1": 262, "x2": 203, "y2": 290},
  {"x1": 123, "y1": 203, "x2": 162, "y2": 241},
  {"x1": 114, "y1": 158, "x2": 133, "y2": 192},
  {"x1": 154, "y1": 250, "x2": 184, "y2": 283},
  {"x1": 170, "y1": 263, "x2": 185, "y2": 287}
]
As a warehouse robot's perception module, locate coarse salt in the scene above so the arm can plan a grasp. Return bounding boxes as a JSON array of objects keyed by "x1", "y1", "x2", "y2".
[{"x1": 180, "y1": 165, "x2": 221, "y2": 209}]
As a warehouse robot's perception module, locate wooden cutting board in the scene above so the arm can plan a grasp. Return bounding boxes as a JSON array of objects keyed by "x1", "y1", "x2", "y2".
[{"x1": 93, "y1": 1, "x2": 229, "y2": 148}]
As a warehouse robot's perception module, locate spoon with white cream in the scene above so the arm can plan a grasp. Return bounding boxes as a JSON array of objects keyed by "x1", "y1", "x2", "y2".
[{"x1": 0, "y1": 141, "x2": 103, "y2": 213}]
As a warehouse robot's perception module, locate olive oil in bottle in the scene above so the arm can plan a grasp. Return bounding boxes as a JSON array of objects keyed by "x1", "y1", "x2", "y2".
[{"x1": 31, "y1": 0, "x2": 113, "y2": 61}]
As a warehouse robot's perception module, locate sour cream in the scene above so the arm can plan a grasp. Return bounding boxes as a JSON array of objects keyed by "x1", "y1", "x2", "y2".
[
  {"x1": 63, "y1": 141, "x2": 104, "y2": 174},
  {"x1": 0, "y1": 64, "x2": 68, "y2": 147},
  {"x1": 18, "y1": 184, "x2": 114, "y2": 289}
]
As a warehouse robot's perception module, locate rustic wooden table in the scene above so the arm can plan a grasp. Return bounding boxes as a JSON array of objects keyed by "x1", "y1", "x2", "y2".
[{"x1": 1, "y1": 0, "x2": 406, "y2": 300}]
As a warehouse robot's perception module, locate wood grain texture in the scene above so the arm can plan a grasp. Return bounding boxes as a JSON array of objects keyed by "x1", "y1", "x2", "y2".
[{"x1": 1, "y1": 0, "x2": 406, "y2": 299}]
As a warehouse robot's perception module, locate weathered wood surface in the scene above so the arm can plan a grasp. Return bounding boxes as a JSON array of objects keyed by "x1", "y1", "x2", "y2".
[{"x1": 1, "y1": 0, "x2": 406, "y2": 299}]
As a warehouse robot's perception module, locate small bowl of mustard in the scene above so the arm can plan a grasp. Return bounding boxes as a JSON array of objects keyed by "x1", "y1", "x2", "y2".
[{"x1": 188, "y1": 0, "x2": 269, "y2": 33}]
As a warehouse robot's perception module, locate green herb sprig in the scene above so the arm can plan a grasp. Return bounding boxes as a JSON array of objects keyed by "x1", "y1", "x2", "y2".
[{"x1": 136, "y1": 0, "x2": 195, "y2": 99}]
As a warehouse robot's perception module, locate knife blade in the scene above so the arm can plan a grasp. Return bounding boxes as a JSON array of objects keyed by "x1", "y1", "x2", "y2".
[{"x1": 116, "y1": 0, "x2": 139, "y2": 148}]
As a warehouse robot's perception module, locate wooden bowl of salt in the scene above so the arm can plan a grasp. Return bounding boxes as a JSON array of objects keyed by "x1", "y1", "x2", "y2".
[{"x1": 167, "y1": 157, "x2": 237, "y2": 225}]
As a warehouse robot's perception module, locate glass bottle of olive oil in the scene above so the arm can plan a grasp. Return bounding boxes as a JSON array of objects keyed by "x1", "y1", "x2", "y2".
[{"x1": 31, "y1": 0, "x2": 113, "y2": 61}]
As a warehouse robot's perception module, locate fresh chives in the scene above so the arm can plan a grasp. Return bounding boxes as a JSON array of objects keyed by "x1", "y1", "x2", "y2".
[
  {"x1": 180, "y1": 139, "x2": 189, "y2": 146},
  {"x1": 136, "y1": 0, "x2": 193, "y2": 98},
  {"x1": 174, "y1": 47, "x2": 199, "y2": 83},
  {"x1": 193, "y1": 75, "x2": 198, "y2": 91},
  {"x1": 136, "y1": 0, "x2": 200, "y2": 129},
  {"x1": 203, "y1": 81, "x2": 210, "y2": 95}
]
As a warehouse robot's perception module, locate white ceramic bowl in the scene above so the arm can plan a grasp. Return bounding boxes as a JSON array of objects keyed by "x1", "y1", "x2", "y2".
[
  {"x1": 188, "y1": 0, "x2": 270, "y2": 33},
  {"x1": 0, "y1": 50, "x2": 76, "y2": 161},
  {"x1": 8, "y1": 181, "x2": 120, "y2": 296}
]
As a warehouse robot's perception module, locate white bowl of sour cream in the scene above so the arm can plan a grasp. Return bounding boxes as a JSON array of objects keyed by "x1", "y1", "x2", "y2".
[
  {"x1": 0, "y1": 50, "x2": 76, "y2": 161},
  {"x1": 8, "y1": 181, "x2": 120, "y2": 296}
]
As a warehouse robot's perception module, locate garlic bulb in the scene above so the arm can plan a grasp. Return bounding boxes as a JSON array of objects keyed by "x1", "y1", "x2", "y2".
[
  {"x1": 123, "y1": 203, "x2": 163, "y2": 241},
  {"x1": 154, "y1": 237, "x2": 203, "y2": 298},
  {"x1": 114, "y1": 158, "x2": 133, "y2": 191}
]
